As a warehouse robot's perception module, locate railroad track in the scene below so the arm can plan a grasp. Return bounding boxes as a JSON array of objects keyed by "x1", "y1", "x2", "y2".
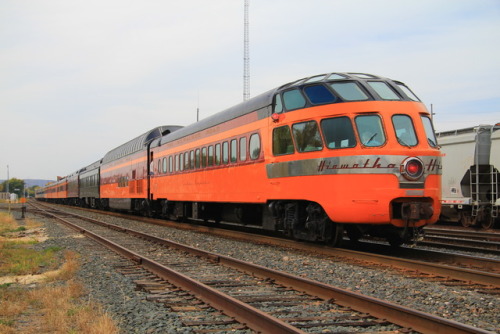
[
  {"x1": 29, "y1": 201, "x2": 494, "y2": 333},
  {"x1": 424, "y1": 227, "x2": 500, "y2": 241},
  {"x1": 29, "y1": 202, "x2": 500, "y2": 294},
  {"x1": 421, "y1": 227, "x2": 500, "y2": 255}
]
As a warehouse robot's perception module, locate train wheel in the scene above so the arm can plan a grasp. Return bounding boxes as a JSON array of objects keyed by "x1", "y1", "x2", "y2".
[
  {"x1": 480, "y1": 208, "x2": 496, "y2": 229},
  {"x1": 329, "y1": 223, "x2": 344, "y2": 247},
  {"x1": 458, "y1": 211, "x2": 475, "y2": 227}
]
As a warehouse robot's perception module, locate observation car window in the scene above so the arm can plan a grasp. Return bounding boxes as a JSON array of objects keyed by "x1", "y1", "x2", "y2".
[
  {"x1": 273, "y1": 125, "x2": 295, "y2": 155},
  {"x1": 304, "y1": 75, "x2": 326, "y2": 83},
  {"x1": 329, "y1": 82, "x2": 369, "y2": 101},
  {"x1": 367, "y1": 81, "x2": 400, "y2": 100},
  {"x1": 157, "y1": 160, "x2": 161, "y2": 174},
  {"x1": 321, "y1": 116, "x2": 356, "y2": 149},
  {"x1": 215, "y1": 144, "x2": 221, "y2": 165},
  {"x1": 222, "y1": 141, "x2": 229, "y2": 164},
  {"x1": 178, "y1": 154, "x2": 183, "y2": 171},
  {"x1": 239, "y1": 137, "x2": 247, "y2": 161},
  {"x1": 351, "y1": 73, "x2": 377, "y2": 79},
  {"x1": 169, "y1": 156, "x2": 173, "y2": 173},
  {"x1": 355, "y1": 115, "x2": 386, "y2": 147},
  {"x1": 304, "y1": 85, "x2": 336, "y2": 105},
  {"x1": 392, "y1": 115, "x2": 418, "y2": 147},
  {"x1": 327, "y1": 73, "x2": 347, "y2": 80},
  {"x1": 230, "y1": 139, "x2": 237, "y2": 163},
  {"x1": 201, "y1": 147, "x2": 207, "y2": 167},
  {"x1": 292, "y1": 121, "x2": 323, "y2": 152},
  {"x1": 273, "y1": 94, "x2": 283, "y2": 113},
  {"x1": 421, "y1": 116, "x2": 438, "y2": 147},
  {"x1": 249, "y1": 133, "x2": 261, "y2": 160},
  {"x1": 176, "y1": 155, "x2": 180, "y2": 172},
  {"x1": 396, "y1": 83, "x2": 420, "y2": 101},
  {"x1": 190, "y1": 151, "x2": 195, "y2": 169},
  {"x1": 283, "y1": 89, "x2": 306, "y2": 110},
  {"x1": 184, "y1": 152, "x2": 190, "y2": 170},
  {"x1": 195, "y1": 149, "x2": 200, "y2": 168},
  {"x1": 162, "y1": 157, "x2": 167, "y2": 173},
  {"x1": 208, "y1": 145, "x2": 214, "y2": 166}
]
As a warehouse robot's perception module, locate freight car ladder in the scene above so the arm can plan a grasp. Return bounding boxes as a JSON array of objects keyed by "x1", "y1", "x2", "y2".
[{"x1": 470, "y1": 165, "x2": 498, "y2": 217}]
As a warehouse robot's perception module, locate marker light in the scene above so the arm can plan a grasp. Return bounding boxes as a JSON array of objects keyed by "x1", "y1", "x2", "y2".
[{"x1": 401, "y1": 157, "x2": 424, "y2": 181}]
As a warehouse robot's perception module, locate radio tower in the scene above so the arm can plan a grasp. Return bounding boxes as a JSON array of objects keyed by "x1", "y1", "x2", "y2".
[{"x1": 243, "y1": 0, "x2": 250, "y2": 101}]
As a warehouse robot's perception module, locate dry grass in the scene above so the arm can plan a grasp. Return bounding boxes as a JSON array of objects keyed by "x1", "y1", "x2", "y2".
[
  {"x1": 27, "y1": 280, "x2": 118, "y2": 333},
  {"x1": 0, "y1": 212, "x2": 120, "y2": 333},
  {"x1": 0, "y1": 212, "x2": 18, "y2": 235}
]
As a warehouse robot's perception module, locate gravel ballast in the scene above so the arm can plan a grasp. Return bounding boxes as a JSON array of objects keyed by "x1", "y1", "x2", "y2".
[{"x1": 14, "y1": 208, "x2": 500, "y2": 333}]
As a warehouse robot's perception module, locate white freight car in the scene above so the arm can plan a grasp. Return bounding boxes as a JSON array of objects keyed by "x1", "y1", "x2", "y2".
[{"x1": 437, "y1": 123, "x2": 499, "y2": 228}]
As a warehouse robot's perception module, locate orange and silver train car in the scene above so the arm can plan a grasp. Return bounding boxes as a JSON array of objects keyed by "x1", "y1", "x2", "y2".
[
  {"x1": 42, "y1": 177, "x2": 68, "y2": 204},
  {"x1": 149, "y1": 72, "x2": 442, "y2": 245},
  {"x1": 99, "y1": 126, "x2": 182, "y2": 211}
]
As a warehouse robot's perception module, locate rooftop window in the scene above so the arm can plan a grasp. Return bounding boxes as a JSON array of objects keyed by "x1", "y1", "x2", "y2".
[
  {"x1": 368, "y1": 81, "x2": 400, "y2": 100},
  {"x1": 304, "y1": 84, "x2": 336, "y2": 105},
  {"x1": 330, "y1": 82, "x2": 369, "y2": 101}
]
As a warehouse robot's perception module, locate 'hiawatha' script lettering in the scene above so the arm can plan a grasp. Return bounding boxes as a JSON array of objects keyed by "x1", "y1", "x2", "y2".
[{"x1": 317, "y1": 158, "x2": 395, "y2": 172}]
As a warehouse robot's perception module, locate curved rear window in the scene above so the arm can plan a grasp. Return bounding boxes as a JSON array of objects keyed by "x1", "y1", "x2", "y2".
[
  {"x1": 392, "y1": 115, "x2": 418, "y2": 147},
  {"x1": 397, "y1": 83, "x2": 420, "y2": 101},
  {"x1": 355, "y1": 115, "x2": 386, "y2": 147},
  {"x1": 421, "y1": 116, "x2": 438, "y2": 147}
]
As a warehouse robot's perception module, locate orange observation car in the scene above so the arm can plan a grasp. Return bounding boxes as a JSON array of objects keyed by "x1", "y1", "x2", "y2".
[{"x1": 148, "y1": 72, "x2": 441, "y2": 246}]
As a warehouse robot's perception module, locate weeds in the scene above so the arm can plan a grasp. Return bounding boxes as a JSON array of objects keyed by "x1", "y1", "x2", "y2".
[{"x1": 0, "y1": 211, "x2": 120, "y2": 333}]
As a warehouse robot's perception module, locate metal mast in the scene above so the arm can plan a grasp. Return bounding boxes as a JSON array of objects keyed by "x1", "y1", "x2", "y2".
[{"x1": 243, "y1": 0, "x2": 250, "y2": 101}]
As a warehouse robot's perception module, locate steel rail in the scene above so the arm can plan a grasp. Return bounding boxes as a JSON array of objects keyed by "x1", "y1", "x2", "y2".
[
  {"x1": 36, "y1": 206, "x2": 494, "y2": 334},
  {"x1": 37, "y1": 207, "x2": 306, "y2": 334},
  {"x1": 420, "y1": 236, "x2": 500, "y2": 249},
  {"x1": 424, "y1": 227, "x2": 500, "y2": 241},
  {"x1": 417, "y1": 240, "x2": 500, "y2": 256}
]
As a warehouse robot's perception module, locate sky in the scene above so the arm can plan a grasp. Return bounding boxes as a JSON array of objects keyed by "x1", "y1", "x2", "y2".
[{"x1": 1, "y1": 0, "x2": 499, "y2": 180}]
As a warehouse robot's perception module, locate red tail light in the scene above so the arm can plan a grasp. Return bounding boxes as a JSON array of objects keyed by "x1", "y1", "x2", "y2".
[{"x1": 401, "y1": 157, "x2": 424, "y2": 181}]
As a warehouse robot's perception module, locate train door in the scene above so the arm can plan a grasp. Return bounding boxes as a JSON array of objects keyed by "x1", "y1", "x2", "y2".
[{"x1": 147, "y1": 145, "x2": 154, "y2": 200}]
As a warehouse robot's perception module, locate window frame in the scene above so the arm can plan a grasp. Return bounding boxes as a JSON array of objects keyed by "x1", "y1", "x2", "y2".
[{"x1": 249, "y1": 133, "x2": 261, "y2": 160}]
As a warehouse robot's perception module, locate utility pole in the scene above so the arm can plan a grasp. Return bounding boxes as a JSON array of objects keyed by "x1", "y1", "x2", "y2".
[
  {"x1": 6, "y1": 165, "x2": 10, "y2": 213},
  {"x1": 243, "y1": 0, "x2": 250, "y2": 101}
]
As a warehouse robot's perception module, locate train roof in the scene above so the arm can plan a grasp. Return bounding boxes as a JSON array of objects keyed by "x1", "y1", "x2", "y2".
[
  {"x1": 103, "y1": 125, "x2": 183, "y2": 164},
  {"x1": 158, "y1": 72, "x2": 414, "y2": 145},
  {"x1": 437, "y1": 123, "x2": 500, "y2": 138},
  {"x1": 159, "y1": 88, "x2": 275, "y2": 146}
]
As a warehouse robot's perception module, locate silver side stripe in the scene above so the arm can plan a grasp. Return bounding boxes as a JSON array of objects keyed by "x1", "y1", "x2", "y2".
[{"x1": 266, "y1": 155, "x2": 442, "y2": 179}]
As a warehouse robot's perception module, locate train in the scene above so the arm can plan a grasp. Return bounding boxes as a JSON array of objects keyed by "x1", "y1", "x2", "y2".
[
  {"x1": 437, "y1": 123, "x2": 499, "y2": 229},
  {"x1": 36, "y1": 72, "x2": 442, "y2": 246}
]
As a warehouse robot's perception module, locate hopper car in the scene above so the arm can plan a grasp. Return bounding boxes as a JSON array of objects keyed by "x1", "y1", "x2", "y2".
[{"x1": 437, "y1": 124, "x2": 499, "y2": 228}]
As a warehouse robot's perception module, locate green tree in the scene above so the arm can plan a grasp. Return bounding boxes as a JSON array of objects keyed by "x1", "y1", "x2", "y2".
[{"x1": 1, "y1": 178, "x2": 25, "y2": 197}]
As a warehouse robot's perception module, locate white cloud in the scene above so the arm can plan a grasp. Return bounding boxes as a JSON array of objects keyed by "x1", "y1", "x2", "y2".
[{"x1": 1, "y1": 0, "x2": 499, "y2": 179}]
